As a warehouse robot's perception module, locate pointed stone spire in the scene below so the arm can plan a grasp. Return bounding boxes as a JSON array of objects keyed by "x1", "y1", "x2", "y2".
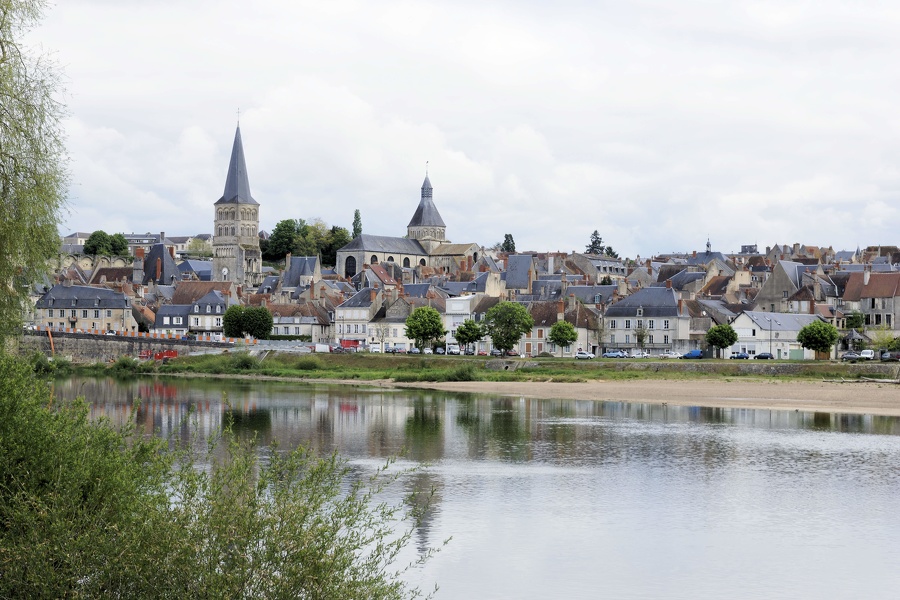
[{"x1": 216, "y1": 124, "x2": 258, "y2": 205}]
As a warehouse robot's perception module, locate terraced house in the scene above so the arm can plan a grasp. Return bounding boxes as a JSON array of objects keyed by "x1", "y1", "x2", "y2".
[{"x1": 35, "y1": 282, "x2": 137, "y2": 333}]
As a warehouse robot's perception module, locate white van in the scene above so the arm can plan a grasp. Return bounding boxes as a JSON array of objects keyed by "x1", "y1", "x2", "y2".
[
  {"x1": 446, "y1": 344, "x2": 460, "y2": 355},
  {"x1": 860, "y1": 349, "x2": 875, "y2": 360}
]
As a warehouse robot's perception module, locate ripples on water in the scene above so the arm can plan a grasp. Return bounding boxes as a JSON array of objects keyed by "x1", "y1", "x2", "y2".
[{"x1": 54, "y1": 378, "x2": 900, "y2": 599}]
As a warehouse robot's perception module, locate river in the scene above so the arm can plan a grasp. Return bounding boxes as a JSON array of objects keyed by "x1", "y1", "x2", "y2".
[{"x1": 53, "y1": 376, "x2": 900, "y2": 599}]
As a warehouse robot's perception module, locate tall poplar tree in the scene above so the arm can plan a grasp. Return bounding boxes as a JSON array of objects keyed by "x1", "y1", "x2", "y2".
[
  {"x1": 0, "y1": 0, "x2": 68, "y2": 341},
  {"x1": 352, "y1": 209, "x2": 362, "y2": 238}
]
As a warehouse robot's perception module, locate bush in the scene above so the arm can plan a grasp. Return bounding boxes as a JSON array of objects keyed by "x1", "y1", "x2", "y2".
[
  {"x1": 0, "y1": 352, "x2": 441, "y2": 597},
  {"x1": 229, "y1": 352, "x2": 258, "y2": 370}
]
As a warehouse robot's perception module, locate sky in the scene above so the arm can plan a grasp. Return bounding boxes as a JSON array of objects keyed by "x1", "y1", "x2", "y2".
[{"x1": 32, "y1": 0, "x2": 900, "y2": 259}]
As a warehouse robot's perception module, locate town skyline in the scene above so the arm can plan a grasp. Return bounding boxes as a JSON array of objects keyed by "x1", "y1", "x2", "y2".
[{"x1": 39, "y1": 1, "x2": 900, "y2": 257}]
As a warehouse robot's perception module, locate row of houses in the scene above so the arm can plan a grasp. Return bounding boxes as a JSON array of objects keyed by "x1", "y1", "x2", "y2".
[{"x1": 32, "y1": 237, "x2": 900, "y2": 359}]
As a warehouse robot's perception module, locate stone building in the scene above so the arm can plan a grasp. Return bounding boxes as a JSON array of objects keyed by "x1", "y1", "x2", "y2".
[{"x1": 212, "y1": 124, "x2": 262, "y2": 286}]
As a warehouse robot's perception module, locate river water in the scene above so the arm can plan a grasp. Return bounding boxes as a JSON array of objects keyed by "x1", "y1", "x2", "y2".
[{"x1": 54, "y1": 377, "x2": 900, "y2": 599}]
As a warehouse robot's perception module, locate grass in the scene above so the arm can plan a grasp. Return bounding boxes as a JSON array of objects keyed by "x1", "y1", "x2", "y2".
[{"x1": 63, "y1": 351, "x2": 899, "y2": 385}]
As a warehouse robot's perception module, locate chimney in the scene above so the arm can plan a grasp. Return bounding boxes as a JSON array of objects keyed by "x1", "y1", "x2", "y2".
[
  {"x1": 310, "y1": 282, "x2": 316, "y2": 300},
  {"x1": 678, "y1": 298, "x2": 683, "y2": 314},
  {"x1": 692, "y1": 250, "x2": 697, "y2": 258},
  {"x1": 160, "y1": 231, "x2": 165, "y2": 243},
  {"x1": 569, "y1": 292, "x2": 576, "y2": 312},
  {"x1": 793, "y1": 243, "x2": 800, "y2": 255},
  {"x1": 864, "y1": 268, "x2": 870, "y2": 285},
  {"x1": 286, "y1": 253, "x2": 292, "y2": 273},
  {"x1": 617, "y1": 278, "x2": 627, "y2": 296},
  {"x1": 370, "y1": 288, "x2": 377, "y2": 302},
  {"x1": 666, "y1": 278, "x2": 672, "y2": 289},
  {"x1": 135, "y1": 247, "x2": 145, "y2": 260},
  {"x1": 155, "y1": 257, "x2": 161, "y2": 282},
  {"x1": 168, "y1": 246, "x2": 175, "y2": 259},
  {"x1": 557, "y1": 299, "x2": 565, "y2": 322},
  {"x1": 561, "y1": 272, "x2": 568, "y2": 296},
  {"x1": 548, "y1": 255, "x2": 554, "y2": 274}
]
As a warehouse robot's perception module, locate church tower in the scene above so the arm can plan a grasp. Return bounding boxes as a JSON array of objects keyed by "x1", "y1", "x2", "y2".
[
  {"x1": 212, "y1": 124, "x2": 262, "y2": 285},
  {"x1": 406, "y1": 175, "x2": 447, "y2": 254}
]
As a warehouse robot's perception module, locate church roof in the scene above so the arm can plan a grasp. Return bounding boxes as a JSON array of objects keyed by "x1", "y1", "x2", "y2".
[
  {"x1": 407, "y1": 176, "x2": 445, "y2": 228},
  {"x1": 215, "y1": 125, "x2": 258, "y2": 206},
  {"x1": 339, "y1": 234, "x2": 427, "y2": 255}
]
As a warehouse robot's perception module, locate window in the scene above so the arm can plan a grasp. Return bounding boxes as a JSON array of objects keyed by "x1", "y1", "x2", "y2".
[
  {"x1": 70, "y1": 309, "x2": 76, "y2": 318},
  {"x1": 888, "y1": 314, "x2": 893, "y2": 327},
  {"x1": 216, "y1": 305, "x2": 221, "y2": 314},
  {"x1": 338, "y1": 324, "x2": 342, "y2": 334},
  {"x1": 94, "y1": 310, "x2": 100, "y2": 318},
  {"x1": 361, "y1": 324, "x2": 366, "y2": 333},
  {"x1": 48, "y1": 309, "x2": 53, "y2": 317},
  {"x1": 206, "y1": 305, "x2": 211, "y2": 313},
  {"x1": 752, "y1": 329, "x2": 756, "y2": 337},
  {"x1": 625, "y1": 319, "x2": 631, "y2": 329},
  {"x1": 354, "y1": 324, "x2": 359, "y2": 333},
  {"x1": 82, "y1": 310, "x2": 88, "y2": 318},
  {"x1": 215, "y1": 318, "x2": 221, "y2": 327},
  {"x1": 636, "y1": 308, "x2": 643, "y2": 317},
  {"x1": 174, "y1": 317, "x2": 182, "y2": 325},
  {"x1": 194, "y1": 306, "x2": 199, "y2": 313},
  {"x1": 648, "y1": 319, "x2": 654, "y2": 329},
  {"x1": 648, "y1": 335, "x2": 654, "y2": 344},
  {"x1": 193, "y1": 317, "x2": 199, "y2": 326},
  {"x1": 783, "y1": 291, "x2": 788, "y2": 298},
  {"x1": 663, "y1": 320, "x2": 670, "y2": 329},
  {"x1": 163, "y1": 316, "x2": 170, "y2": 325},
  {"x1": 537, "y1": 328, "x2": 544, "y2": 338},
  {"x1": 625, "y1": 335, "x2": 631, "y2": 344},
  {"x1": 610, "y1": 334, "x2": 616, "y2": 343},
  {"x1": 609, "y1": 320, "x2": 616, "y2": 329},
  {"x1": 636, "y1": 319, "x2": 643, "y2": 329},
  {"x1": 106, "y1": 310, "x2": 111, "y2": 318},
  {"x1": 663, "y1": 335, "x2": 669, "y2": 344}
]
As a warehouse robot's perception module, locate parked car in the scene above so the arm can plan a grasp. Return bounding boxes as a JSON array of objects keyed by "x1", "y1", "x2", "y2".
[
  {"x1": 630, "y1": 350, "x2": 650, "y2": 358},
  {"x1": 422, "y1": 347, "x2": 433, "y2": 354},
  {"x1": 859, "y1": 349, "x2": 875, "y2": 360},
  {"x1": 490, "y1": 348, "x2": 504, "y2": 356},
  {"x1": 680, "y1": 349, "x2": 704, "y2": 359},
  {"x1": 575, "y1": 351, "x2": 595, "y2": 360},
  {"x1": 755, "y1": 352, "x2": 774, "y2": 360},
  {"x1": 478, "y1": 350, "x2": 488, "y2": 356},
  {"x1": 435, "y1": 347, "x2": 445, "y2": 355},
  {"x1": 409, "y1": 347, "x2": 421, "y2": 354},
  {"x1": 660, "y1": 350, "x2": 682, "y2": 359},
  {"x1": 602, "y1": 350, "x2": 627, "y2": 358},
  {"x1": 446, "y1": 344, "x2": 461, "y2": 355},
  {"x1": 841, "y1": 351, "x2": 860, "y2": 362},
  {"x1": 881, "y1": 351, "x2": 900, "y2": 362},
  {"x1": 730, "y1": 352, "x2": 750, "y2": 359},
  {"x1": 506, "y1": 349, "x2": 520, "y2": 357},
  {"x1": 369, "y1": 346, "x2": 381, "y2": 353},
  {"x1": 465, "y1": 348, "x2": 475, "y2": 355}
]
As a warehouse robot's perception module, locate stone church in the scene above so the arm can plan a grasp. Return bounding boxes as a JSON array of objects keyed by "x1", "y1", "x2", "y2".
[
  {"x1": 212, "y1": 124, "x2": 263, "y2": 286},
  {"x1": 335, "y1": 175, "x2": 482, "y2": 279}
]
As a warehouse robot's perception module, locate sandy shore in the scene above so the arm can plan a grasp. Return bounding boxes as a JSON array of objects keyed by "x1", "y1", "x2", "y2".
[{"x1": 392, "y1": 378, "x2": 900, "y2": 416}]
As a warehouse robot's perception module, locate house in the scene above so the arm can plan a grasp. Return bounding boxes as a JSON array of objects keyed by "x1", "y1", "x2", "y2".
[
  {"x1": 35, "y1": 282, "x2": 137, "y2": 333},
  {"x1": 186, "y1": 290, "x2": 229, "y2": 335},
  {"x1": 266, "y1": 302, "x2": 332, "y2": 343},
  {"x1": 335, "y1": 287, "x2": 383, "y2": 349},
  {"x1": 153, "y1": 305, "x2": 191, "y2": 336},
  {"x1": 729, "y1": 311, "x2": 828, "y2": 359},
  {"x1": 841, "y1": 270, "x2": 900, "y2": 333},
  {"x1": 603, "y1": 286, "x2": 692, "y2": 354}
]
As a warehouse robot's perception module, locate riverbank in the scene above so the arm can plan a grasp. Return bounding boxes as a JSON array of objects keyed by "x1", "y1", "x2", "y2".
[{"x1": 394, "y1": 378, "x2": 900, "y2": 416}]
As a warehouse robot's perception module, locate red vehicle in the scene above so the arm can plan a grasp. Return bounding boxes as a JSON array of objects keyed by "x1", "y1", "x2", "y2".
[{"x1": 153, "y1": 350, "x2": 178, "y2": 361}]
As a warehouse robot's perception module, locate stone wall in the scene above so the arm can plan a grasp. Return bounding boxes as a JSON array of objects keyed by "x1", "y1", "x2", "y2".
[{"x1": 18, "y1": 331, "x2": 235, "y2": 364}]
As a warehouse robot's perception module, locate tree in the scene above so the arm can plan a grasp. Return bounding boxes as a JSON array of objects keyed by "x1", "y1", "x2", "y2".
[
  {"x1": 222, "y1": 305, "x2": 245, "y2": 338},
  {"x1": 846, "y1": 310, "x2": 865, "y2": 331},
  {"x1": 483, "y1": 302, "x2": 534, "y2": 352},
  {"x1": 797, "y1": 320, "x2": 840, "y2": 356},
  {"x1": 867, "y1": 324, "x2": 895, "y2": 352},
  {"x1": 634, "y1": 325, "x2": 649, "y2": 351},
  {"x1": 83, "y1": 230, "x2": 110, "y2": 255},
  {"x1": 109, "y1": 233, "x2": 129, "y2": 255},
  {"x1": 454, "y1": 319, "x2": 483, "y2": 352},
  {"x1": 705, "y1": 323, "x2": 738, "y2": 358},
  {"x1": 500, "y1": 234, "x2": 516, "y2": 253},
  {"x1": 242, "y1": 306, "x2": 273, "y2": 339},
  {"x1": 321, "y1": 225, "x2": 351, "y2": 268},
  {"x1": 0, "y1": 353, "x2": 437, "y2": 597},
  {"x1": 600, "y1": 275, "x2": 613, "y2": 285},
  {"x1": 186, "y1": 237, "x2": 212, "y2": 257},
  {"x1": 266, "y1": 219, "x2": 303, "y2": 262},
  {"x1": 548, "y1": 320, "x2": 577, "y2": 351},
  {"x1": 352, "y1": 208, "x2": 362, "y2": 238},
  {"x1": 0, "y1": 0, "x2": 68, "y2": 342},
  {"x1": 585, "y1": 230, "x2": 618, "y2": 258},
  {"x1": 405, "y1": 306, "x2": 446, "y2": 350}
]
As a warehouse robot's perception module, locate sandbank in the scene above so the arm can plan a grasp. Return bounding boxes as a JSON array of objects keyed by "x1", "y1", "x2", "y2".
[{"x1": 393, "y1": 378, "x2": 900, "y2": 416}]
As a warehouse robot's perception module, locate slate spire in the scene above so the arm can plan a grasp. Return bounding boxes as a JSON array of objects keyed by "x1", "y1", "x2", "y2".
[
  {"x1": 217, "y1": 124, "x2": 258, "y2": 205},
  {"x1": 407, "y1": 175, "x2": 445, "y2": 228}
]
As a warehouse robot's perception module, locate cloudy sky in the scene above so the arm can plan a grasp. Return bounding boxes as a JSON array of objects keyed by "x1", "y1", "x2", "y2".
[{"x1": 33, "y1": 0, "x2": 900, "y2": 258}]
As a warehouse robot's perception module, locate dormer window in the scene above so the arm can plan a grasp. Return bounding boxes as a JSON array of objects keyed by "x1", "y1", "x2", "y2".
[
  {"x1": 206, "y1": 305, "x2": 211, "y2": 313},
  {"x1": 194, "y1": 306, "x2": 199, "y2": 313},
  {"x1": 216, "y1": 305, "x2": 221, "y2": 314},
  {"x1": 637, "y1": 307, "x2": 643, "y2": 317}
]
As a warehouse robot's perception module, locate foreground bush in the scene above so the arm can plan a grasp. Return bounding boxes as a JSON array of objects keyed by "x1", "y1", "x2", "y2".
[{"x1": 0, "y1": 353, "x2": 439, "y2": 598}]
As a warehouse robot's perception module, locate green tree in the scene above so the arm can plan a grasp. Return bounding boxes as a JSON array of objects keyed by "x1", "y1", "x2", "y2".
[
  {"x1": 846, "y1": 310, "x2": 865, "y2": 331},
  {"x1": 548, "y1": 320, "x2": 577, "y2": 351},
  {"x1": 600, "y1": 275, "x2": 613, "y2": 285},
  {"x1": 222, "y1": 305, "x2": 245, "y2": 338},
  {"x1": 484, "y1": 302, "x2": 534, "y2": 352},
  {"x1": 454, "y1": 319, "x2": 483, "y2": 352},
  {"x1": 0, "y1": 0, "x2": 68, "y2": 342},
  {"x1": 321, "y1": 225, "x2": 351, "y2": 267},
  {"x1": 797, "y1": 320, "x2": 840, "y2": 356},
  {"x1": 110, "y1": 233, "x2": 129, "y2": 255},
  {"x1": 352, "y1": 208, "x2": 362, "y2": 238},
  {"x1": 187, "y1": 237, "x2": 212, "y2": 257},
  {"x1": 705, "y1": 323, "x2": 738, "y2": 358},
  {"x1": 500, "y1": 234, "x2": 516, "y2": 253},
  {"x1": 867, "y1": 324, "x2": 894, "y2": 352},
  {"x1": 634, "y1": 325, "x2": 649, "y2": 351},
  {"x1": 405, "y1": 306, "x2": 446, "y2": 350},
  {"x1": 266, "y1": 219, "x2": 303, "y2": 262},
  {"x1": 0, "y1": 353, "x2": 438, "y2": 598},
  {"x1": 83, "y1": 230, "x2": 111, "y2": 255},
  {"x1": 242, "y1": 306, "x2": 274, "y2": 339},
  {"x1": 585, "y1": 230, "x2": 618, "y2": 258}
]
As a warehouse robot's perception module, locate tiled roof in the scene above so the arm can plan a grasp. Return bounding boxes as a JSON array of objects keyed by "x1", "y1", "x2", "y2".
[
  {"x1": 338, "y1": 234, "x2": 427, "y2": 255},
  {"x1": 215, "y1": 125, "x2": 257, "y2": 205},
  {"x1": 407, "y1": 176, "x2": 446, "y2": 228},
  {"x1": 842, "y1": 271, "x2": 900, "y2": 301},
  {"x1": 172, "y1": 281, "x2": 233, "y2": 305},
  {"x1": 605, "y1": 287, "x2": 680, "y2": 318},
  {"x1": 36, "y1": 284, "x2": 130, "y2": 309}
]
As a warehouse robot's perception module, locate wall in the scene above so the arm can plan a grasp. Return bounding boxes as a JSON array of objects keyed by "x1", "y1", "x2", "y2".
[{"x1": 19, "y1": 331, "x2": 236, "y2": 364}]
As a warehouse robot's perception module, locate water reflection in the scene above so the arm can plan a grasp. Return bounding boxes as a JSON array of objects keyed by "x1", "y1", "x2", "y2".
[{"x1": 51, "y1": 376, "x2": 900, "y2": 599}]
